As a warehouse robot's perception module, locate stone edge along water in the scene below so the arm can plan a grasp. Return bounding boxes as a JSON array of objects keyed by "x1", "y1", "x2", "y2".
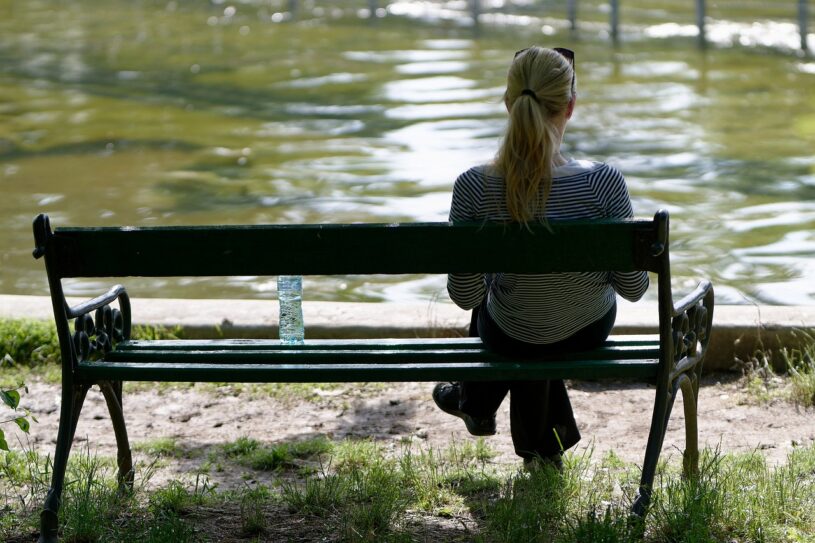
[{"x1": 1, "y1": 294, "x2": 814, "y2": 372}]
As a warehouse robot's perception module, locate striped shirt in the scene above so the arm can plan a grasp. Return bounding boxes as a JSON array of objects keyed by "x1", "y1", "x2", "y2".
[{"x1": 447, "y1": 159, "x2": 649, "y2": 344}]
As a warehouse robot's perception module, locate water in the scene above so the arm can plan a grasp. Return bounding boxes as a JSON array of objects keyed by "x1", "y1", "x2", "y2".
[
  {"x1": 1, "y1": 0, "x2": 814, "y2": 305},
  {"x1": 278, "y1": 275, "x2": 304, "y2": 344}
]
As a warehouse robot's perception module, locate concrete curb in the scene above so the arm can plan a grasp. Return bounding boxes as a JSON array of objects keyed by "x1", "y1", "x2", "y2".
[{"x1": 2, "y1": 295, "x2": 814, "y2": 372}]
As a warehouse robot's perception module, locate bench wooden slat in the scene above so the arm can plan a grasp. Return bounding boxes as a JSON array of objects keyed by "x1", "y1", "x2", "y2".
[
  {"x1": 103, "y1": 346, "x2": 659, "y2": 365},
  {"x1": 78, "y1": 358, "x2": 659, "y2": 383},
  {"x1": 114, "y1": 335, "x2": 661, "y2": 351},
  {"x1": 49, "y1": 220, "x2": 661, "y2": 277}
]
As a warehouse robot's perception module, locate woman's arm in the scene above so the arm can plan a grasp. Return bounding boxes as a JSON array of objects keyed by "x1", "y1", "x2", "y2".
[
  {"x1": 447, "y1": 170, "x2": 487, "y2": 310},
  {"x1": 592, "y1": 164, "x2": 650, "y2": 302}
]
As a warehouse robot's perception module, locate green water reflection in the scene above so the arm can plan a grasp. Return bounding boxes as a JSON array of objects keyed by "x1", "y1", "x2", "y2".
[{"x1": 1, "y1": 0, "x2": 814, "y2": 304}]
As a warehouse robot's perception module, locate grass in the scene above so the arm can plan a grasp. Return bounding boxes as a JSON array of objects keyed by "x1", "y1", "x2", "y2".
[
  {"x1": 0, "y1": 319, "x2": 61, "y2": 368},
  {"x1": 0, "y1": 319, "x2": 62, "y2": 389},
  {"x1": 737, "y1": 329, "x2": 815, "y2": 408},
  {"x1": 0, "y1": 443, "x2": 203, "y2": 542},
  {"x1": 133, "y1": 438, "x2": 187, "y2": 460},
  {"x1": 3, "y1": 437, "x2": 814, "y2": 542},
  {"x1": 783, "y1": 330, "x2": 815, "y2": 408},
  {"x1": 220, "y1": 435, "x2": 332, "y2": 472}
]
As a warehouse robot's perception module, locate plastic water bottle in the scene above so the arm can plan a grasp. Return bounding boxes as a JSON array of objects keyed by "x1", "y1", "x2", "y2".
[{"x1": 277, "y1": 275, "x2": 304, "y2": 345}]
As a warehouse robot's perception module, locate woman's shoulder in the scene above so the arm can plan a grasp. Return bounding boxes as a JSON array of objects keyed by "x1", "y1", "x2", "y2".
[
  {"x1": 554, "y1": 159, "x2": 619, "y2": 179},
  {"x1": 458, "y1": 163, "x2": 500, "y2": 178},
  {"x1": 454, "y1": 164, "x2": 502, "y2": 188}
]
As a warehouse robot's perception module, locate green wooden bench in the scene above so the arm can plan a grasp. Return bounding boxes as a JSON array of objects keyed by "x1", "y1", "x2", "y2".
[{"x1": 31, "y1": 210, "x2": 713, "y2": 542}]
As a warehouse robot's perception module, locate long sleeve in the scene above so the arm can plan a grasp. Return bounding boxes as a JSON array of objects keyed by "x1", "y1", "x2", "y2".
[
  {"x1": 447, "y1": 170, "x2": 487, "y2": 310},
  {"x1": 590, "y1": 165, "x2": 650, "y2": 302}
]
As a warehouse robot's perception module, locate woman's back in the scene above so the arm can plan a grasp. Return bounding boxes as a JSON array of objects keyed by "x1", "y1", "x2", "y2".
[
  {"x1": 447, "y1": 160, "x2": 649, "y2": 344},
  {"x1": 451, "y1": 159, "x2": 629, "y2": 222}
]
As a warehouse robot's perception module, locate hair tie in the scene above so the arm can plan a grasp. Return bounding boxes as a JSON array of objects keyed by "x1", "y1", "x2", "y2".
[{"x1": 520, "y1": 89, "x2": 538, "y2": 101}]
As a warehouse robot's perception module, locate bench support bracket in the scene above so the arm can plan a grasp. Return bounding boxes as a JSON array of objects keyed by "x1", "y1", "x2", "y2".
[
  {"x1": 632, "y1": 286, "x2": 711, "y2": 517},
  {"x1": 678, "y1": 373, "x2": 700, "y2": 478},
  {"x1": 98, "y1": 380, "x2": 134, "y2": 489},
  {"x1": 38, "y1": 383, "x2": 90, "y2": 543},
  {"x1": 37, "y1": 380, "x2": 133, "y2": 543}
]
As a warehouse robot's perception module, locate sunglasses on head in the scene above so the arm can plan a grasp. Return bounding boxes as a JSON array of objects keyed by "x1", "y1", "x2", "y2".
[
  {"x1": 553, "y1": 47, "x2": 575, "y2": 66},
  {"x1": 514, "y1": 47, "x2": 575, "y2": 86},
  {"x1": 514, "y1": 46, "x2": 574, "y2": 63}
]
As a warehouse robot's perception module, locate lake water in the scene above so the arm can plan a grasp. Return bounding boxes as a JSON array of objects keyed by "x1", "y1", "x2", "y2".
[{"x1": 1, "y1": 0, "x2": 814, "y2": 304}]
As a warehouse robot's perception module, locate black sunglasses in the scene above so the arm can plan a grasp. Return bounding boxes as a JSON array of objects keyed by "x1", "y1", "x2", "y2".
[
  {"x1": 553, "y1": 47, "x2": 575, "y2": 66},
  {"x1": 514, "y1": 47, "x2": 575, "y2": 85},
  {"x1": 514, "y1": 46, "x2": 574, "y2": 63}
]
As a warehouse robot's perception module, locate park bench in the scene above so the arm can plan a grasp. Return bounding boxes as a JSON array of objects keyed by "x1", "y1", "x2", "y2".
[{"x1": 32, "y1": 210, "x2": 713, "y2": 542}]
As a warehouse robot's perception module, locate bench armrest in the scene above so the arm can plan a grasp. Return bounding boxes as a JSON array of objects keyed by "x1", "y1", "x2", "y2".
[
  {"x1": 61, "y1": 285, "x2": 132, "y2": 365},
  {"x1": 66, "y1": 284, "x2": 130, "y2": 321},
  {"x1": 669, "y1": 279, "x2": 714, "y2": 379},
  {"x1": 672, "y1": 279, "x2": 713, "y2": 318}
]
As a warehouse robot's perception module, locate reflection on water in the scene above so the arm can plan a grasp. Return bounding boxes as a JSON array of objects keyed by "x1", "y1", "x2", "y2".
[{"x1": 1, "y1": 0, "x2": 814, "y2": 304}]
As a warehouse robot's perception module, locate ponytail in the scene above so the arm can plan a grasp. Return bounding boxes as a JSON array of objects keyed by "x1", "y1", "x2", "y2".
[{"x1": 494, "y1": 47, "x2": 574, "y2": 223}]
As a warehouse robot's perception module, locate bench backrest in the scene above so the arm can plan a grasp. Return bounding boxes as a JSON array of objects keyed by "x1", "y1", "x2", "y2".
[
  {"x1": 33, "y1": 212, "x2": 670, "y2": 278},
  {"x1": 33, "y1": 211, "x2": 700, "y2": 386}
]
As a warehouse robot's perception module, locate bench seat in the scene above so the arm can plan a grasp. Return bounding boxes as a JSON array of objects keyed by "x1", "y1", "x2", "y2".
[{"x1": 80, "y1": 336, "x2": 661, "y2": 383}]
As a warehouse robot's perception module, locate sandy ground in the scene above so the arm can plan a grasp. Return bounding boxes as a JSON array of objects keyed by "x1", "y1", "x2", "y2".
[{"x1": 5, "y1": 374, "x2": 813, "y2": 491}]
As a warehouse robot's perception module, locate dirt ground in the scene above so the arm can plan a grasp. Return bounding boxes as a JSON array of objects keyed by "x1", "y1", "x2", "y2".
[{"x1": 6, "y1": 374, "x2": 814, "y2": 490}]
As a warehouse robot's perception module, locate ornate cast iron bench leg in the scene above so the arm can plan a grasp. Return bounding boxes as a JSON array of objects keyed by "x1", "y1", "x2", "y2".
[
  {"x1": 632, "y1": 289, "x2": 712, "y2": 517},
  {"x1": 38, "y1": 383, "x2": 90, "y2": 543},
  {"x1": 631, "y1": 369, "x2": 701, "y2": 519},
  {"x1": 677, "y1": 373, "x2": 700, "y2": 478},
  {"x1": 632, "y1": 378, "x2": 670, "y2": 517},
  {"x1": 98, "y1": 380, "x2": 134, "y2": 490},
  {"x1": 670, "y1": 301, "x2": 708, "y2": 480}
]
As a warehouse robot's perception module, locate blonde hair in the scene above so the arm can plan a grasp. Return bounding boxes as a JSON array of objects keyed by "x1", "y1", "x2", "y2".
[{"x1": 494, "y1": 47, "x2": 575, "y2": 222}]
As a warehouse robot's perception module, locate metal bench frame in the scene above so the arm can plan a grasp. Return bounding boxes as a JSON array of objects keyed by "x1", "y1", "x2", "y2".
[{"x1": 32, "y1": 210, "x2": 713, "y2": 542}]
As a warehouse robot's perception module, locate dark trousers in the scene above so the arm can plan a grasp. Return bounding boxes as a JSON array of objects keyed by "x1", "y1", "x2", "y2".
[{"x1": 459, "y1": 300, "x2": 616, "y2": 459}]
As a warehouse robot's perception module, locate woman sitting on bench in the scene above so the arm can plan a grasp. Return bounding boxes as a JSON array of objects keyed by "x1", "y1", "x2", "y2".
[{"x1": 433, "y1": 46, "x2": 650, "y2": 469}]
